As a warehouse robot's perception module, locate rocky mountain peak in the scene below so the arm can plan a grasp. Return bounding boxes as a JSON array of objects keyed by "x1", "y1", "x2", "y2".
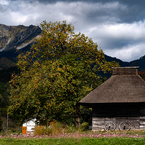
[
  {"x1": 0, "y1": 24, "x2": 42, "y2": 51},
  {"x1": 0, "y1": 24, "x2": 145, "y2": 71}
]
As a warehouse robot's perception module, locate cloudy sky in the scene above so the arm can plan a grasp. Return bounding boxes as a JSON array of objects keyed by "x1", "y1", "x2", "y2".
[{"x1": 0, "y1": 0, "x2": 145, "y2": 61}]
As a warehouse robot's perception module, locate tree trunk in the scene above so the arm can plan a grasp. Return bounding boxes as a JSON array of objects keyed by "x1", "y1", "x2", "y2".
[{"x1": 75, "y1": 104, "x2": 81, "y2": 128}]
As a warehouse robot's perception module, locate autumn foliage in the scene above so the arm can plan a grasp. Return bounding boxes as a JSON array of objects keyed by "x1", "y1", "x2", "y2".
[
  {"x1": 138, "y1": 70, "x2": 145, "y2": 81},
  {"x1": 8, "y1": 21, "x2": 118, "y2": 126}
]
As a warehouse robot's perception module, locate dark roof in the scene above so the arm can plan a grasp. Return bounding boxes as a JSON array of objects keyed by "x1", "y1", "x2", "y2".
[{"x1": 79, "y1": 67, "x2": 145, "y2": 104}]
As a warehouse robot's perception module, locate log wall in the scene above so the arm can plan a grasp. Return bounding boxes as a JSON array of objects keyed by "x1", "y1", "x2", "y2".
[
  {"x1": 92, "y1": 103, "x2": 145, "y2": 131},
  {"x1": 92, "y1": 117, "x2": 140, "y2": 130}
]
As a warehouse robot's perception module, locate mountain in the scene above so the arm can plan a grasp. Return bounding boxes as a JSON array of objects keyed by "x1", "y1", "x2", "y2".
[
  {"x1": 105, "y1": 55, "x2": 145, "y2": 71},
  {"x1": 0, "y1": 24, "x2": 145, "y2": 72},
  {"x1": 129, "y1": 55, "x2": 145, "y2": 71},
  {"x1": 0, "y1": 24, "x2": 41, "y2": 51},
  {"x1": 0, "y1": 24, "x2": 42, "y2": 70},
  {"x1": 104, "y1": 55, "x2": 130, "y2": 67}
]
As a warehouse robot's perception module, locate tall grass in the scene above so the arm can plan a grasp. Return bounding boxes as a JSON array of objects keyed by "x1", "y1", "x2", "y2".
[
  {"x1": 34, "y1": 121, "x2": 67, "y2": 136},
  {"x1": 34, "y1": 121, "x2": 87, "y2": 136}
]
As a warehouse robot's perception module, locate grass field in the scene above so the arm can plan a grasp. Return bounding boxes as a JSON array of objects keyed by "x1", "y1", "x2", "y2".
[
  {"x1": 1, "y1": 127, "x2": 145, "y2": 145},
  {"x1": 0, "y1": 138, "x2": 145, "y2": 145},
  {"x1": 1, "y1": 130, "x2": 145, "y2": 145}
]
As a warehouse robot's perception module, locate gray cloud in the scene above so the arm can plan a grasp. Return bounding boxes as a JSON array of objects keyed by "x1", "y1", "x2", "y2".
[
  {"x1": 6, "y1": 0, "x2": 145, "y2": 24},
  {"x1": 0, "y1": 0, "x2": 145, "y2": 61}
]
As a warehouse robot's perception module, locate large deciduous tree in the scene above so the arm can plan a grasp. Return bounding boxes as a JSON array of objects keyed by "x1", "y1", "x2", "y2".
[
  {"x1": 138, "y1": 70, "x2": 145, "y2": 81},
  {"x1": 8, "y1": 21, "x2": 118, "y2": 127}
]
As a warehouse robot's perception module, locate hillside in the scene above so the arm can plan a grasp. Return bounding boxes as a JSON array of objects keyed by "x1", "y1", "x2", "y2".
[
  {"x1": 129, "y1": 55, "x2": 145, "y2": 71},
  {"x1": 0, "y1": 24, "x2": 42, "y2": 70},
  {"x1": 105, "y1": 55, "x2": 145, "y2": 71},
  {"x1": 0, "y1": 24, "x2": 145, "y2": 72},
  {"x1": 0, "y1": 24, "x2": 41, "y2": 51},
  {"x1": 0, "y1": 24, "x2": 145, "y2": 120}
]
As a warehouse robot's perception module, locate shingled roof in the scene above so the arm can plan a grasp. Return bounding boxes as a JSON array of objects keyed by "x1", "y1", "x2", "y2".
[{"x1": 79, "y1": 67, "x2": 145, "y2": 104}]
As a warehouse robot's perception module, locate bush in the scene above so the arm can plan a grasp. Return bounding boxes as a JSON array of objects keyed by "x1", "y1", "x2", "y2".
[
  {"x1": 34, "y1": 126, "x2": 50, "y2": 136},
  {"x1": 34, "y1": 121, "x2": 90, "y2": 136},
  {"x1": 66, "y1": 124, "x2": 78, "y2": 133},
  {"x1": 34, "y1": 121, "x2": 67, "y2": 136},
  {"x1": 80, "y1": 122, "x2": 89, "y2": 131}
]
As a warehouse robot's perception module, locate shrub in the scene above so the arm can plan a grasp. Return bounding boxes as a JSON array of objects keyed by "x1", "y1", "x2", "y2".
[
  {"x1": 80, "y1": 122, "x2": 89, "y2": 131},
  {"x1": 50, "y1": 121, "x2": 67, "y2": 135},
  {"x1": 34, "y1": 121, "x2": 90, "y2": 136},
  {"x1": 66, "y1": 124, "x2": 78, "y2": 133},
  {"x1": 34, "y1": 121, "x2": 67, "y2": 136},
  {"x1": 34, "y1": 126, "x2": 51, "y2": 136}
]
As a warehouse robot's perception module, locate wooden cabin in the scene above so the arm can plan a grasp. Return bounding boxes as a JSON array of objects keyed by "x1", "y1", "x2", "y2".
[{"x1": 79, "y1": 67, "x2": 145, "y2": 131}]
